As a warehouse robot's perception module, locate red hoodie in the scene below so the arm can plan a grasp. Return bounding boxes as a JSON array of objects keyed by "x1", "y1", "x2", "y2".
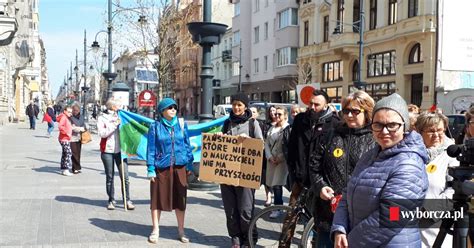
[{"x1": 57, "y1": 113, "x2": 72, "y2": 142}]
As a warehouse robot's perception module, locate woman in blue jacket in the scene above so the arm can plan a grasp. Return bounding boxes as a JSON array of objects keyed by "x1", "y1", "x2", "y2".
[
  {"x1": 146, "y1": 98, "x2": 194, "y2": 244},
  {"x1": 331, "y1": 93, "x2": 429, "y2": 247}
]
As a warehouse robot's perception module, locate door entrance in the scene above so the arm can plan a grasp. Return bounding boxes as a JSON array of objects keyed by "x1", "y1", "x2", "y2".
[{"x1": 411, "y1": 74, "x2": 423, "y2": 106}]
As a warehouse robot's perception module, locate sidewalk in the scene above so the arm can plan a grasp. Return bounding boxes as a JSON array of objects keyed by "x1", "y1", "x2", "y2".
[{"x1": 0, "y1": 121, "x2": 282, "y2": 247}]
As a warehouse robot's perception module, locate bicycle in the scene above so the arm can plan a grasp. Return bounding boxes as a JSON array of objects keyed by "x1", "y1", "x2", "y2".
[
  {"x1": 301, "y1": 217, "x2": 317, "y2": 248},
  {"x1": 248, "y1": 187, "x2": 316, "y2": 247}
]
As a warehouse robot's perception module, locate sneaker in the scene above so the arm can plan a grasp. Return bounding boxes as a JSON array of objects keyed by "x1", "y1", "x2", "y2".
[
  {"x1": 126, "y1": 201, "x2": 135, "y2": 210},
  {"x1": 107, "y1": 201, "x2": 115, "y2": 210},
  {"x1": 178, "y1": 231, "x2": 189, "y2": 243},
  {"x1": 269, "y1": 210, "x2": 281, "y2": 219},
  {"x1": 61, "y1": 169, "x2": 73, "y2": 176},
  {"x1": 73, "y1": 170, "x2": 81, "y2": 174}
]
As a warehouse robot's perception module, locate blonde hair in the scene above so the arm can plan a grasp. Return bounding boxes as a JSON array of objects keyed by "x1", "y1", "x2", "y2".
[
  {"x1": 105, "y1": 98, "x2": 122, "y2": 110},
  {"x1": 407, "y1": 104, "x2": 420, "y2": 114},
  {"x1": 415, "y1": 111, "x2": 448, "y2": 133},
  {"x1": 341, "y1": 90, "x2": 375, "y2": 124}
]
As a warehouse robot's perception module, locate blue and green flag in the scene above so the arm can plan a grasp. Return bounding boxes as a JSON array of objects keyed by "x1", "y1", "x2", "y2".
[{"x1": 118, "y1": 110, "x2": 228, "y2": 162}]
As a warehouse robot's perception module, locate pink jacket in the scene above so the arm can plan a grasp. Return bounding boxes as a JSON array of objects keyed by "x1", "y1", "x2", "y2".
[{"x1": 57, "y1": 113, "x2": 72, "y2": 142}]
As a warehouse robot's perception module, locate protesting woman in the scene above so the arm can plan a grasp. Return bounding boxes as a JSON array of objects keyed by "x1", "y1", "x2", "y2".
[
  {"x1": 146, "y1": 98, "x2": 194, "y2": 244},
  {"x1": 264, "y1": 106, "x2": 290, "y2": 218},
  {"x1": 416, "y1": 112, "x2": 459, "y2": 247},
  {"x1": 220, "y1": 93, "x2": 263, "y2": 248},
  {"x1": 97, "y1": 98, "x2": 134, "y2": 211},
  {"x1": 331, "y1": 93, "x2": 429, "y2": 247},
  {"x1": 309, "y1": 91, "x2": 375, "y2": 247},
  {"x1": 70, "y1": 103, "x2": 86, "y2": 174}
]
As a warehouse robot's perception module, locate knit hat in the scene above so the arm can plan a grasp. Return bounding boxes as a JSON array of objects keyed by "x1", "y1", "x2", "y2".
[
  {"x1": 373, "y1": 93, "x2": 410, "y2": 131},
  {"x1": 157, "y1": 98, "x2": 177, "y2": 113},
  {"x1": 231, "y1": 93, "x2": 249, "y2": 107}
]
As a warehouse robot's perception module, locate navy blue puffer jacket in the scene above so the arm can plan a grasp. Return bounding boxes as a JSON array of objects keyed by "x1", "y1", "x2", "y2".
[{"x1": 331, "y1": 131, "x2": 429, "y2": 247}]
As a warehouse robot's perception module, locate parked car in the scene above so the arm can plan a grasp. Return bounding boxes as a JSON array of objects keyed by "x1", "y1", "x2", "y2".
[
  {"x1": 445, "y1": 114, "x2": 466, "y2": 142},
  {"x1": 214, "y1": 104, "x2": 232, "y2": 119}
]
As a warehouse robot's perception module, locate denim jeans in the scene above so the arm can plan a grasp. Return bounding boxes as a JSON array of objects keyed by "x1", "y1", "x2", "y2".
[
  {"x1": 47, "y1": 121, "x2": 54, "y2": 135},
  {"x1": 316, "y1": 231, "x2": 333, "y2": 248},
  {"x1": 29, "y1": 116, "x2": 36, "y2": 129},
  {"x1": 272, "y1": 185, "x2": 283, "y2": 205},
  {"x1": 100, "y1": 152, "x2": 131, "y2": 203}
]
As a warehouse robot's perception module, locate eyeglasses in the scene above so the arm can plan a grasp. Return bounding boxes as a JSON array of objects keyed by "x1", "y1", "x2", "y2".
[
  {"x1": 167, "y1": 105, "x2": 177, "y2": 110},
  {"x1": 342, "y1": 108, "x2": 364, "y2": 116},
  {"x1": 423, "y1": 129, "x2": 445, "y2": 136},
  {"x1": 371, "y1": 122, "x2": 404, "y2": 132}
]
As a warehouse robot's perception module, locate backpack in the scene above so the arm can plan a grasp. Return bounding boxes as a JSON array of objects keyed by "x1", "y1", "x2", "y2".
[{"x1": 222, "y1": 118, "x2": 256, "y2": 138}]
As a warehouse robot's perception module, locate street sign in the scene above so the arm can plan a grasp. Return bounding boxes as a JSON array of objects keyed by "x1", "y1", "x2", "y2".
[{"x1": 138, "y1": 90, "x2": 156, "y2": 107}]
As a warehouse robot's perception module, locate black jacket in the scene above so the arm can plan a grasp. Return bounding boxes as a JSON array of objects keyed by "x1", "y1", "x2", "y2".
[
  {"x1": 287, "y1": 108, "x2": 340, "y2": 187},
  {"x1": 25, "y1": 104, "x2": 39, "y2": 117},
  {"x1": 308, "y1": 123, "x2": 375, "y2": 232}
]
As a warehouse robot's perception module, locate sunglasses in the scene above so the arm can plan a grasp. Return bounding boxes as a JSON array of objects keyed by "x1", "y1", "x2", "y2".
[
  {"x1": 166, "y1": 105, "x2": 177, "y2": 110},
  {"x1": 342, "y1": 108, "x2": 364, "y2": 116}
]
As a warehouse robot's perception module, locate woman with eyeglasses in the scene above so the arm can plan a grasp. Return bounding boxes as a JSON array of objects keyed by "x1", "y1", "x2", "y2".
[
  {"x1": 415, "y1": 112, "x2": 458, "y2": 247},
  {"x1": 308, "y1": 91, "x2": 375, "y2": 247},
  {"x1": 146, "y1": 98, "x2": 194, "y2": 244},
  {"x1": 264, "y1": 106, "x2": 291, "y2": 218},
  {"x1": 331, "y1": 93, "x2": 429, "y2": 248}
]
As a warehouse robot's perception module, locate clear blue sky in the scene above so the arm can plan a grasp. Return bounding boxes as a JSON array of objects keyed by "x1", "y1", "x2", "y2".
[{"x1": 40, "y1": 0, "x2": 132, "y2": 97}]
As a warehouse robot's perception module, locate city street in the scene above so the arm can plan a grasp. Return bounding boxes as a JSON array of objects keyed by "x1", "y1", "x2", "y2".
[{"x1": 0, "y1": 121, "x2": 281, "y2": 247}]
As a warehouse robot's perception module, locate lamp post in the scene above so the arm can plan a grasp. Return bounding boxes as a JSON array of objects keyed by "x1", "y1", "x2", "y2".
[
  {"x1": 238, "y1": 40, "x2": 242, "y2": 92},
  {"x1": 333, "y1": 0, "x2": 365, "y2": 89}
]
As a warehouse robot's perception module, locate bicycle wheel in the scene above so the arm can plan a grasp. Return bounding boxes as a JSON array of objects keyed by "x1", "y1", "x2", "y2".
[
  {"x1": 249, "y1": 205, "x2": 309, "y2": 248},
  {"x1": 301, "y1": 217, "x2": 318, "y2": 248}
]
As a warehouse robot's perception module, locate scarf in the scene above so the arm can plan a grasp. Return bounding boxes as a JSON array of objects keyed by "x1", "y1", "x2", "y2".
[
  {"x1": 70, "y1": 113, "x2": 85, "y2": 127},
  {"x1": 426, "y1": 135, "x2": 452, "y2": 162},
  {"x1": 160, "y1": 116, "x2": 178, "y2": 132},
  {"x1": 230, "y1": 109, "x2": 252, "y2": 124}
]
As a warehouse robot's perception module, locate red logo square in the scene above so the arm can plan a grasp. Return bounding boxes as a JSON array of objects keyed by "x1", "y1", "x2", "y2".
[{"x1": 389, "y1": 206, "x2": 400, "y2": 221}]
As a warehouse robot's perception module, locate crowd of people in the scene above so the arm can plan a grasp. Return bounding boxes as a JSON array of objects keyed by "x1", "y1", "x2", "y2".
[{"x1": 26, "y1": 90, "x2": 474, "y2": 247}]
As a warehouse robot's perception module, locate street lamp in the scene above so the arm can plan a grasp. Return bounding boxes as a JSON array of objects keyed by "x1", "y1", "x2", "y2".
[{"x1": 333, "y1": 0, "x2": 366, "y2": 90}]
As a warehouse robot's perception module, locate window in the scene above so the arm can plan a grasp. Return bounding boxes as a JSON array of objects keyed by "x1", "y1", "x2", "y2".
[
  {"x1": 353, "y1": 0, "x2": 360, "y2": 32},
  {"x1": 233, "y1": 31, "x2": 240, "y2": 46},
  {"x1": 352, "y1": 60, "x2": 359, "y2": 81},
  {"x1": 264, "y1": 22, "x2": 269, "y2": 40},
  {"x1": 388, "y1": 0, "x2": 397, "y2": 25},
  {"x1": 278, "y1": 8, "x2": 298, "y2": 29},
  {"x1": 322, "y1": 87, "x2": 342, "y2": 103},
  {"x1": 254, "y1": 58, "x2": 259, "y2": 73},
  {"x1": 254, "y1": 0, "x2": 260, "y2": 12},
  {"x1": 264, "y1": 56, "x2": 268, "y2": 72},
  {"x1": 322, "y1": 61, "x2": 343, "y2": 82},
  {"x1": 323, "y1": 15, "x2": 329, "y2": 42},
  {"x1": 303, "y1": 0, "x2": 312, "y2": 3},
  {"x1": 349, "y1": 82, "x2": 396, "y2": 101},
  {"x1": 370, "y1": 0, "x2": 377, "y2": 30},
  {"x1": 233, "y1": 62, "x2": 240, "y2": 76},
  {"x1": 303, "y1": 21, "x2": 309, "y2": 46},
  {"x1": 409, "y1": 43, "x2": 422, "y2": 64},
  {"x1": 337, "y1": 0, "x2": 345, "y2": 32},
  {"x1": 234, "y1": 2, "x2": 240, "y2": 16},
  {"x1": 276, "y1": 47, "x2": 298, "y2": 66},
  {"x1": 254, "y1": 26, "x2": 260, "y2": 43},
  {"x1": 408, "y1": 0, "x2": 418, "y2": 18},
  {"x1": 367, "y1": 50, "x2": 396, "y2": 77}
]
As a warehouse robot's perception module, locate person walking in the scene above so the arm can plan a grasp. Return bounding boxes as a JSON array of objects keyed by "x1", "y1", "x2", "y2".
[
  {"x1": 97, "y1": 98, "x2": 135, "y2": 211},
  {"x1": 280, "y1": 89, "x2": 339, "y2": 247},
  {"x1": 309, "y1": 91, "x2": 375, "y2": 247},
  {"x1": 219, "y1": 93, "x2": 263, "y2": 248},
  {"x1": 415, "y1": 112, "x2": 459, "y2": 247},
  {"x1": 264, "y1": 106, "x2": 290, "y2": 218},
  {"x1": 43, "y1": 102, "x2": 56, "y2": 137},
  {"x1": 146, "y1": 98, "x2": 194, "y2": 244},
  {"x1": 25, "y1": 101, "x2": 39, "y2": 130},
  {"x1": 70, "y1": 103, "x2": 86, "y2": 174},
  {"x1": 57, "y1": 105, "x2": 73, "y2": 176},
  {"x1": 331, "y1": 93, "x2": 429, "y2": 247}
]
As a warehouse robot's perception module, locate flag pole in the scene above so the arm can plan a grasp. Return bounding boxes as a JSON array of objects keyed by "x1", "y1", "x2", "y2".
[{"x1": 121, "y1": 159, "x2": 128, "y2": 212}]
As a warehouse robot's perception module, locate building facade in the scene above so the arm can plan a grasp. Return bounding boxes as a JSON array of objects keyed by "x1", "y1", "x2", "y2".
[{"x1": 298, "y1": 0, "x2": 437, "y2": 108}]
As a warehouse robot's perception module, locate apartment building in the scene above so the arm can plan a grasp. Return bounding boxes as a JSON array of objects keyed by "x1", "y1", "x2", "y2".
[
  {"x1": 298, "y1": 0, "x2": 437, "y2": 109},
  {"x1": 229, "y1": 0, "x2": 299, "y2": 103}
]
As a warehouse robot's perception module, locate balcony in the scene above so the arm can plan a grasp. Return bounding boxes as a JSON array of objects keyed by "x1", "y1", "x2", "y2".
[{"x1": 222, "y1": 50, "x2": 232, "y2": 62}]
